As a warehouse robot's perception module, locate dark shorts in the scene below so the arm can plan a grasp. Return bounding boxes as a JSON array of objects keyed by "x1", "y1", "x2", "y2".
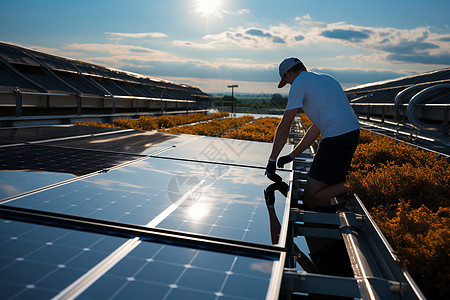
[{"x1": 308, "y1": 129, "x2": 360, "y2": 185}]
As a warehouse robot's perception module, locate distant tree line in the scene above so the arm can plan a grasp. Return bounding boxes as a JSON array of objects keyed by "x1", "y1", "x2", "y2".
[{"x1": 211, "y1": 94, "x2": 288, "y2": 109}]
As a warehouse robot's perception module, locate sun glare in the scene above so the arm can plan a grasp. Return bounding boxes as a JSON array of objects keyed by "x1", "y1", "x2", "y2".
[
  {"x1": 187, "y1": 203, "x2": 210, "y2": 221},
  {"x1": 196, "y1": 0, "x2": 221, "y2": 17}
]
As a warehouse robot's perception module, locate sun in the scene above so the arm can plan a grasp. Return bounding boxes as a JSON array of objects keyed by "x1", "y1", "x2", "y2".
[{"x1": 196, "y1": 0, "x2": 222, "y2": 17}]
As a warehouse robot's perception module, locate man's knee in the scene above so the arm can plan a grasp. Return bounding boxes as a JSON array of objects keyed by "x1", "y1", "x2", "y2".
[
  {"x1": 303, "y1": 192, "x2": 320, "y2": 208},
  {"x1": 303, "y1": 177, "x2": 328, "y2": 208}
]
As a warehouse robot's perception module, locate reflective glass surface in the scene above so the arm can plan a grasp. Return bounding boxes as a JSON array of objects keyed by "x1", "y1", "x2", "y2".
[
  {"x1": 0, "y1": 144, "x2": 142, "y2": 177},
  {"x1": 2, "y1": 158, "x2": 204, "y2": 225},
  {"x1": 1, "y1": 125, "x2": 293, "y2": 299},
  {"x1": 45, "y1": 131, "x2": 201, "y2": 156},
  {"x1": 0, "y1": 170, "x2": 75, "y2": 200},
  {"x1": 0, "y1": 218, "x2": 127, "y2": 299},
  {"x1": 4, "y1": 157, "x2": 290, "y2": 246},
  {"x1": 0, "y1": 125, "x2": 116, "y2": 144},
  {"x1": 154, "y1": 136, "x2": 293, "y2": 169},
  {"x1": 79, "y1": 240, "x2": 276, "y2": 300},
  {"x1": 156, "y1": 163, "x2": 290, "y2": 247}
]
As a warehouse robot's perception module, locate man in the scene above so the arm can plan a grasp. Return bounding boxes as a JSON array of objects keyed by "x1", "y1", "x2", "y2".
[{"x1": 266, "y1": 57, "x2": 360, "y2": 209}]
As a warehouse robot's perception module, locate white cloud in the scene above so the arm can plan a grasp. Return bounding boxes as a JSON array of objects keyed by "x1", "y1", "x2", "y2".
[
  {"x1": 295, "y1": 14, "x2": 311, "y2": 22},
  {"x1": 201, "y1": 25, "x2": 303, "y2": 49},
  {"x1": 235, "y1": 8, "x2": 250, "y2": 15},
  {"x1": 314, "y1": 22, "x2": 450, "y2": 65},
  {"x1": 65, "y1": 43, "x2": 168, "y2": 57},
  {"x1": 15, "y1": 13, "x2": 446, "y2": 93},
  {"x1": 170, "y1": 17, "x2": 450, "y2": 65},
  {"x1": 173, "y1": 40, "x2": 215, "y2": 49},
  {"x1": 62, "y1": 43, "x2": 184, "y2": 68},
  {"x1": 105, "y1": 32, "x2": 167, "y2": 39}
]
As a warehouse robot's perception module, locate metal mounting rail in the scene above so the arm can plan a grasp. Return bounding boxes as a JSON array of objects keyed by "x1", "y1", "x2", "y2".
[{"x1": 0, "y1": 205, "x2": 283, "y2": 259}]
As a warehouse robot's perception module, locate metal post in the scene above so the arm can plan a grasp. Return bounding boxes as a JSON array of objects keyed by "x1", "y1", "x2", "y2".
[
  {"x1": 160, "y1": 90, "x2": 165, "y2": 115},
  {"x1": 443, "y1": 106, "x2": 449, "y2": 136},
  {"x1": 228, "y1": 85, "x2": 238, "y2": 114},
  {"x1": 76, "y1": 94, "x2": 82, "y2": 115},
  {"x1": 112, "y1": 95, "x2": 116, "y2": 114},
  {"x1": 14, "y1": 87, "x2": 22, "y2": 117}
]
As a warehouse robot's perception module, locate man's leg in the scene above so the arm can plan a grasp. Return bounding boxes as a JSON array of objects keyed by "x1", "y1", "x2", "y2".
[{"x1": 303, "y1": 176, "x2": 350, "y2": 208}]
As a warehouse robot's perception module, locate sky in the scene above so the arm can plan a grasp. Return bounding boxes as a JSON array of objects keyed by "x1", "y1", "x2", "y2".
[{"x1": 1, "y1": 0, "x2": 450, "y2": 94}]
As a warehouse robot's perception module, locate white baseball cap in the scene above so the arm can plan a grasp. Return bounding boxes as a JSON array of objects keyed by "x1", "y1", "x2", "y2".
[{"x1": 278, "y1": 57, "x2": 303, "y2": 88}]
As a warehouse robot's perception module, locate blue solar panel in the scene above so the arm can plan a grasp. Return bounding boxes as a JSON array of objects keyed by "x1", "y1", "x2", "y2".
[
  {"x1": 78, "y1": 240, "x2": 276, "y2": 300},
  {"x1": 0, "y1": 218, "x2": 128, "y2": 299},
  {"x1": 3, "y1": 156, "x2": 290, "y2": 246},
  {"x1": 0, "y1": 170, "x2": 75, "y2": 200},
  {"x1": 0, "y1": 144, "x2": 142, "y2": 177},
  {"x1": 156, "y1": 165, "x2": 289, "y2": 246},
  {"x1": 44, "y1": 131, "x2": 201, "y2": 156},
  {"x1": 0, "y1": 129, "x2": 292, "y2": 299},
  {"x1": 154, "y1": 136, "x2": 293, "y2": 169},
  {"x1": 3, "y1": 158, "x2": 208, "y2": 223},
  {"x1": 0, "y1": 125, "x2": 117, "y2": 144}
]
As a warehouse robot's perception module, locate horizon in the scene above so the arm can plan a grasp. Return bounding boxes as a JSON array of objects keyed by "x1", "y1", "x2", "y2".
[{"x1": 1, "y1": 0, "x2": 449, "y2": 94}]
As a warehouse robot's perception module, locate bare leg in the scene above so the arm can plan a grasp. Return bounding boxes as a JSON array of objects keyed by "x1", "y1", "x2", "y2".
[{"x1": 303, "y1": 177, "x2": 350, "y2": 208}]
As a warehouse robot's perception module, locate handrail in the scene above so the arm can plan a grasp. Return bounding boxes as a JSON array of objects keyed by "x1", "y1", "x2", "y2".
[
  {"x1": 346, "y1": 78, "x2": 450, "y2": 95},
  {"x1": 351, "y1": 102, "x2": 450, "y2": 107},
  {"x1": 393, "y1": 83, "x2": 437, "y2": 123},
  {"x1": 407, "y1": 83, "x2": 450, "y2": 131},
  {"x1": 0, "y1": 90, "x2": 196, "y2": 103}
]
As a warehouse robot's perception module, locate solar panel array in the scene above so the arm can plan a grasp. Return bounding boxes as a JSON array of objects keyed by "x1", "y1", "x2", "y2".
[{"x1": 0, "y1": 125, "x2": 296, "y2": 299}]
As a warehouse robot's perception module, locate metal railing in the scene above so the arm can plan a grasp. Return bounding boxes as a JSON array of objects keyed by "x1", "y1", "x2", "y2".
[{"x1": 350, "y1": 82, "x2": 450, "y2": 136}]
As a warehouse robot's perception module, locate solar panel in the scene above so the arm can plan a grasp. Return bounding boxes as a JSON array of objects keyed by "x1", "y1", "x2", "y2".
[
  {"x1": 0, "y1": 170, "x2": 75, "y2": 200},
  {"x1": 0, "y1": 218, "x2": 128, "y2": 299},
  {"x1": 0, "y1": 144, "x2": 142, "y2": 177},
  {"x1": 4, "y1": 156, "x2": 290, "y2": 246},
  {"x1": 0, "y1": 125, "x2": 117, "y2": 144},
  {"x1": 153, "y1": 135, "x2": 293, "y2": 169},
  {"x1": 0, "y1": 128, "x2": 295, "y2": 299},
  {"x1": 43, "y1": 131, "x2": 201, "y2": 156},
  {"x1": 156, "y1": 164, "x2": 290, "y2": 246},
  {"x1": 77, "y1": 241, "x2": 277, "y2": 300}
]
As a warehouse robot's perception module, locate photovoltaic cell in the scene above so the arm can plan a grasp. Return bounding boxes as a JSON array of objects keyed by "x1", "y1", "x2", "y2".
[
  {"x1": 43, "y1": 131, "x2": 201, "y2": 156},
  {"x1": 3, "y1": 157, "x2": 290, "y2": 246},
  {"x1": 1, "y1": 127, "x2": 292, "y2": 299},
  {"x1": 0, "y1": 125, "x2": 117, "y2": 144},
  {"x1": 78, "y1": 240, "x2": 276, "y2": 300},
  {"x1": 2, "y1": 158, "x2": 209, "y2": 224},
  {"x1": 0, "y1": 218, "x2": 128, "y2": 299},
  {"x1": 154, "y1": 136, "x2": 293, "y2": 169},
  {"x1": 0, "y1": 170, "x2": 75, "y2": 201},
  {"x1": 156, "y1": 163, "x2": 289, "y2": 247},
  {"x1": 0, "y1": 144, "x2": 142, "y2": 177}
]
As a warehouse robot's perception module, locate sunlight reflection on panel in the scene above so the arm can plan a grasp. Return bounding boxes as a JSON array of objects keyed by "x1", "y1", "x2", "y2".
[{"x1": 187, "y1": 202, "x2": 211, "y2": 221}]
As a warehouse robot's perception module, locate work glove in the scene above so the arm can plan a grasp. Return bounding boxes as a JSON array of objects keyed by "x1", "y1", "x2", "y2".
[
  {"x1": 277, "y1": 155, "x2": 293, "y2": 168},
  {"x1": 265, "y1": 159, "x2": 282, "y2": 183},
  {"x1": 264, "y1": 181, "x2": 289, "y2": 206}
]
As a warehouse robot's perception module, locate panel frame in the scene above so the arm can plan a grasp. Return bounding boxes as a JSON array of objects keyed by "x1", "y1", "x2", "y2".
[
  {"x1": 0, "y1": 205, "x2": 286, "y2": 299},
  {"x1": 0, "y1": 205, "x2": 283, "y2": 258}
]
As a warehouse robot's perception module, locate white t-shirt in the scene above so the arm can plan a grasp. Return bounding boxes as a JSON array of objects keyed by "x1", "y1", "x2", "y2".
[{"x1": 285, "y1": 71, "x2": 359, "y2": 138}]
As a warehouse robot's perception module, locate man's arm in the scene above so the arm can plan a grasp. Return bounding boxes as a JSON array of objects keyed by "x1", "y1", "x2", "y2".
[
  {"x1": 290, "y1": 123, "x2": 320, "y2": 158},
  {"x1": 269, "y1": 108, "x2": 298, "y2": 159}
]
